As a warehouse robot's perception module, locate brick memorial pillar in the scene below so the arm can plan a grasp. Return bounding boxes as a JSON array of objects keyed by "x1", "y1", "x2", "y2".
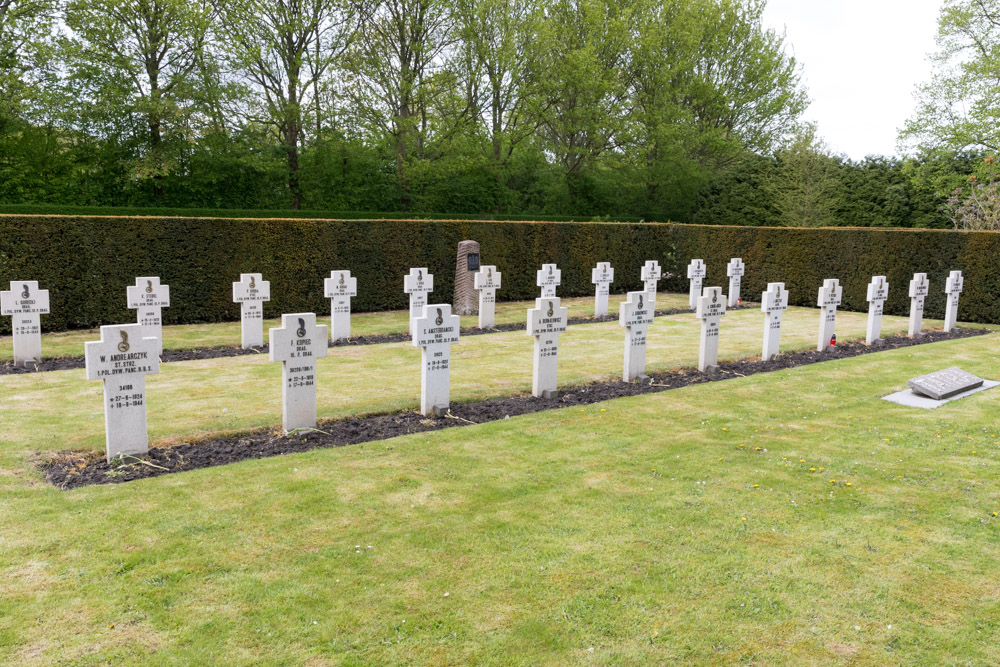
[{"x1": 453, "y1": 240, "x2": 481, "y2": 316}]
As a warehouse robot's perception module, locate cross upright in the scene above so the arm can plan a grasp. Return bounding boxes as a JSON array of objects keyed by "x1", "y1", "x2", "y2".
[
  {"x1": 908, "y1": 272, "x2": 929, "y2": 337},
  {"x1": 865, "y1": 275, "x2": 889, "y2": 345},
  {"x1": 726, "y1": 258, "x2": 745, "y2": 307},
  {"x1": 1, "y1": 280, "x2": 50, "y2": 366},
  {"x1": 760, "y1": 282, "x2": 788, "y2": 361},
  {"x1": 943, "y1": 270, "x2": 963, "y2": 333},
  {"x1": 640, "y1": 260, "x2": 662, "y2": 309},
  {"x1": 324, "y1": 270, "x2": 358, "y2": 342},
  {"x1": 816, "y1": 278, "x2": 843, "y2": 352},
  {"x1": 619, "y1": 290, "x2": 654, "y2": 382},
  {"x1": 411, "y1": 303, "x2": 461, "y2": 416},
  {"x1": 232, "y1": 273, "x2": 271, "y2": 348},
  {"x1": 696, "y1": 286, "x2": 727, "y2": 372},
  {"x1": 591, "y1": 262, "x2": 614, "y2": 317},
  {"x1": 127, "y1": 276, "x2": 170, "y2": 355},
  {"x1": 404, "y1": 268, "x2": 434, "y2": 329},
  {"x1": 269, "y1": 313, "x2": 329, "y2": 431},
  {"x1": 687, "y1": 259, "x2": 706, "y2": 310},
  {"x1": 85, "y1": 323, "x2": 161, "y2": 461},
  {"x1": 536, "y1": 263, "x2": 561, "y2": 298},
  {"x1": 527, "y1": 296, "x2": 569, "y2": 398},
  {"x1": 473, "y1": 265, "x2": 502, "y2": 329}
]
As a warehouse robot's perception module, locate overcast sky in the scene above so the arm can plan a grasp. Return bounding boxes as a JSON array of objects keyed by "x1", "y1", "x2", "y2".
[{"x1": 762, "y1": 0, "x2": 944, "y2": 160}]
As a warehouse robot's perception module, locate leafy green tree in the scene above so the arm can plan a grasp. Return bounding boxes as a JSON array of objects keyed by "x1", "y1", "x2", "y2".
[{"x1": 765, "y1": 124, "x2": 842, "y2": 227}]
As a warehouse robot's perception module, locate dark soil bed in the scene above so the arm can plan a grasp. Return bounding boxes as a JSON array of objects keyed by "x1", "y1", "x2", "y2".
[
  {"x1": 2, "y1": 304, "x2": 752, "y2": 375},
  {"x1": 44, "y1": 327, "x2": 987, "y2": 489}
]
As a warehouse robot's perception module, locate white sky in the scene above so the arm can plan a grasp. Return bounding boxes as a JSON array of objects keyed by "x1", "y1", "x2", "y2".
[{"x1": 762, "y1": 0, "x2": 944, "y2": 160}]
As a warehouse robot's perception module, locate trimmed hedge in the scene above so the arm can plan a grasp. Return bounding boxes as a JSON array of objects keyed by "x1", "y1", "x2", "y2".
[{"x1": 1, "y1": 216, "x2": 996, "y2": 335}]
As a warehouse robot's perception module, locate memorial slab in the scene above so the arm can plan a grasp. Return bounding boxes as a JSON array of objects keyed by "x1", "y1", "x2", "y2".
[
  {"x1": 687, "y1": 259, "x2": 706, "y2": 310},
  {"x1": 865, "y1": 275, "x2": 889, "y2": 345},
  {"x1": 619, "y1": 290, "x2": 654, "y2": 382},
  {"x1": 269, "y1": 313, "x2": 329, "y2": 431},
  {"x1": 640, "y1": 260, "x2": 662, "y2": 309},
  {"x1": 404, "y1": 268, "x2": 434, "y2": 329},
  {"x1": 324, "y1": 270, "x2": 358, "y2": 341},
  {"x1": 760, "y1": 282, "x2": 787, "y2": 361},
  {"x1": 726, "y1": 258, "x2": 745, "y2": 307},
  {"x1": 527, "y1": 296, "x2": 569, "y2": 398},
  {"x1": 696, "y1": 286, "x2": 727, "y2": 372},
  {"x1": 908, "y1": 366, "x2": 984, "y2": 400},
  {"x1": 127, "y1": 276, "x2": 170, "y2": 355},
  {"x1": 943, "y1": 270, "x2": 963, "y2": 333},
  {"x1": 473, "y1": 265, "x2": 502, "y2": 329},
  {"x1": 908, "y1": 272, "x2": 929, "y2": 338},
  {"x1": 412, "y1": 304, "x2": 461, "y2": 416},
  {"x1": 591, "y1": 262, "x2": 614, "y2": 317},
  {"x1": 232, "y1": 273, "x2": 271, "y2": 348},
  {"x1": 816, "y1": 278, "x2": 843, "y2": 352},
  {"x1": 1, "y1": 280, "x2": 50, "y2": 366},
  {"x1": 536, "y1": 264, "x2": 561, "y2": 298}
]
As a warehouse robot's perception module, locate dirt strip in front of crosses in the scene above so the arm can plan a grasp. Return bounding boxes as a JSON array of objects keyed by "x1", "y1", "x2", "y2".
[
  {"x1": 1, "y1": 305, "x2": 754, "y2": 375},
  {"x1": 44, "y1": 327, "x2": 988, "y2": 489}
]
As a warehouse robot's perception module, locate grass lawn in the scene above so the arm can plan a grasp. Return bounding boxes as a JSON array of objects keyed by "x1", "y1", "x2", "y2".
[{"x1": 1, "y1": 306, "x2": 998, "y2": 664}]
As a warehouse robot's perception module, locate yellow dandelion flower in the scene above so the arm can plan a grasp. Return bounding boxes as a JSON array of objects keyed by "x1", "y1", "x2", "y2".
[
  {"x1": 799, "y1": 459, "x2": 805, "y2": 463},
  {"x1": 809, "y1": 468, "x2": 816, "y2": 472},
  {"x1": 994, "y1": 512, "x2": 998, "y2": 517},
  {"x1": 846, "y1": 482, "x2": 852, "y2": 487},
  {"x1": 723, "y1": 427, "x2": 728, "y2": 431},
  {"x1": 830, "y1": 479, "x2": 836, "y2": 484},
  {"x1": 753, "y1": 484, "x2": 759, "y2": 488},
  {"x1": 739, "y1": 444, "x2": 744, "y2": 448},
  {"x1": 741, "y1": 517, "x2": 747, "y2": 521},
  {"x1": 819, "y1": 467, "x2": 825, "y2": 472}
]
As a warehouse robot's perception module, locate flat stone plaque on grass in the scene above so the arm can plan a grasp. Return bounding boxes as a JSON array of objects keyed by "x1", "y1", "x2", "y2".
[{"x1": 907, "y1": 367, "x2": 984, "y2": 400}]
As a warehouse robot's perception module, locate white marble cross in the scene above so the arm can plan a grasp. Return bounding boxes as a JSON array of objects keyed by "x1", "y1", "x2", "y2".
[
  {"x1": 816, "y1": 278, "x2": 843, "y2": 352},
  {"x1": 943, "y1": 270, "x2": 963, "y2": 333},
  {"x1": 619, "y1": 290, "x2": 654, "y2": 381},
  {"x1": 696, "y1": 286, "x2": 727, "y2": 372},
  {"x1": 865, "y1": 275, "x2": 889, "y2": 345},
  {"x1": 726, "y1": 258, "x2": 745, "y2": 307},
  {"x1": 687, "y1": 259, "x2": 706, "y2": 310},
  {"x1": 411, "y1": 304, "x2": 461, "y2": 416},
  {"x1": 232, "y1": 273, "x2": 271, "y2": 348},
  {"x1": 473, "y1": 265, "x2": 502, "y2": 329},
  {"x1": 404, "y1": 268, "x2": 434, "y2": 329},
  {"x1": 591, "y1": 262, "x2": 614, "y2": 317},
  {"x1": 269, "y1": 313, "x2": 329, "y2": 431},
  {"x1": 760, "y1": 282, "x2": 787, "y2": 361},
  {"x1": 127, "y1": 276, "x2": 170, "y2": 355},
  {"x1": 324, "y1": 270, "x2": 357, "y2": 342},
  {"x1": 908, "y1": 272, "x2": 929, "y2": 338},
  {"x1": 1, "y1": 280, "x2": 50, "y2": 366},
  {"x1": 640, "y1": 260, "x2": 662, "y2": 310},
  {"x1": 527, "y1": 296, "x2": 569, "y2": 398},
  {"x1": 84, "y1": 323, "x2": 161, "y2": 461},
  {"x1": 536, "y1": 263, "x2": 561, "y2": 298}
]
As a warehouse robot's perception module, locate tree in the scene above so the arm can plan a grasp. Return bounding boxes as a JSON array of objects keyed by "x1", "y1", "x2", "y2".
[{"x1": 765, "y1": 124, "x2": 841, "y2": 227}]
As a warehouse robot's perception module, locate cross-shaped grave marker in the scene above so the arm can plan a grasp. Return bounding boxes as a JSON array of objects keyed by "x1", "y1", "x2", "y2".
[
  {"x1": 726, "y1": 258, "x2": 745, "y2": 307},
  {"x1": 696, "y1": 286, "x2": 727, "y2": 372},
  {"x1": 85, "y1": 323, "x2": 161, "y2": 461},
  {"x1": 816, "y1": 278, "x2": 843, "y2": 352},
  {"x1": 527, "y1": 296, "x2": 569, "y2": 398},
  {"x1": 591, "y1": 262, "x2": 614, "y2": 317},
  {"x1": 1, "y1": 280, "x2": 50, "y2": 366},
  {"x1": 324, "y1": 270, "x2": 357, "y2": 342},
  {"x1": 269, "y1": 313, "x2": 328, "y2": 431},
  {"x1": 687, "y1": 259, "x2": 706, "y2": 310},
  {"x1": 473, "y1": 265, "x2": 502, "y2": 329},
  {"x1": 411, "y1": 304, "x2": 461, "y2": 416},
  {"x1": 536, "y1": 263, "x2": 561, "y2": 298},
  {"x1": 619, "y1": 290, "x2": 654, "y2": 382},
  {"x1": 908, "y1": 272, "x2": 929, "y2": 338},
  {"x1": 232, "y1": 273, "x2": 271, "y2": 348},
  {"x1": 943, "y1": 270, "x2": 963, "y2": 333},
  {"x1": 865, "y1": 275, "x2": 889, "y2": 345},
  {"x1": 760, "y1": 282, "x2": 788, "y2": 361},
  {"x1": 641, "y1": 260, "x2": 662, "y2": 310},
  {"x1": 404, "y1": 268, "x2": 434, "y2": 330},
  {"x1": 127, "y1": 276, "x2": 170, "y2": 355}
]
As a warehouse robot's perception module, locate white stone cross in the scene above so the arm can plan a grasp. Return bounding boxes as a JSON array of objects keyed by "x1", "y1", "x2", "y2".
[
  {"x1": 324, "y1": 270, "x2": 357, "y2": 342},
  {"x1": 726, "y1": 258, "x2": 745, "y2": 307},
  {"x1": 527, "y1": 296, "x2": 569, "y2": 398},
  {"x1": 640, "y1": 260, "x2": 662, "y2": 310},
  {"x1": 816, "y1": 278, "x2": 843, "y2": 352},
  {"x1": 943, "y1": 270, "x2": 963, "y2": 333},
  {"x1": 232, "y1": 273, "x2": 271, "y2": 348},
  {"x1": 865, "y1": 275, "x2": 889, "y2": 345},
  {"x1": 1, "y1": 280, "x2": 50, "y2": 366},
  {"x1": 473, "y1": 265, "x2": 502, "y2": 329},
  {"x1": 760, "y1": 282, "x2": 788, "y2": 361},
  {"x1": 127, "y1": 276, "x2": 170, "y2": 355},
  {"x1": 908, "y1": 272, "x2": 929, "y2": 337},
  {"x1": 84, "y1": 323, "x2": 161, "y2": 461},
  {"x1": 619, "y1": 290, "x2": 654, "y2": 382},
  {"x1": 269, "y1": 313, "x2": 329, "y2": 432},
  {"x1": 411, "y1": 304, "x2": 461, "y2": 416},
  {"x1": 591, "y1": 262, "x2": 614, "y2": 317},
  {"x1": 687, "y1": 259, "x2": 706, "y2": 310},
  {"x1": 404, "y1": 268, "x2": 434, "y2": 329},
  {"x1": 536, "y1": 263, "x2": 561, "y2": 298},
  {"x1": 696, "y1": 286, "x2": 727, "y2": 372}
]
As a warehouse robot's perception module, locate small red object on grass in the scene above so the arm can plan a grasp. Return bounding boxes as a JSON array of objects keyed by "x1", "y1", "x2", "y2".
[{"x1": 830, "y1": 334, "x2": 837, "y2": 347}]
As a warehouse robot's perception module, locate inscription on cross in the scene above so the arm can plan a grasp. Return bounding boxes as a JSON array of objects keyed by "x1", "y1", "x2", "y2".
[
  {"x1": 85, "y1": 323, "x2": 161, "y2": 461},
  {"x1": 760, "y1": 282, "x2": 788, "y2": 361},
  {"x1": 640, "y1": 260, "x2": 662, "y2": 310},
  {"x1": 324, "y1": 270, "x2": 357, "y2": 342},
  {"x1": 619, "y1": 290, "x2": 654, "y2": 382},
  {"x1": 536, "y1": 264, "x2": 561, "y2": 298},
  {"x1": 726, "y1": 258, "x2": 745, "y2": 307},
  {"x1": 473, "y1": 265, "x2": 502, "y2": 329},
  {"x1": 232, "y1": 273, "x2": 271, "y2": 348},
  {"x1": 590, "y1": 262, "x2": 614, "y2": 317},
  {"x1": 816, "y1": 278, "x2": 843, "y2": 352},
  {"x1": 687, "y1": 259, "x2": 706, "y2": 310},
  {"x1": 1, "y1": 280, "x2": 50, "y2": 366},
  {"x1": 404, "y1": 268, "x2": 434, "y2": 330},
  {"x1": 908, "y1": 272, "x2": 929, "y2": 338},
  {"x1": 269, "y1": 313, "x2": 328, "y2": 431},
  {"x1": 127, "y1": 276, "x2": 170, "y2": 355},
  {"x1": 943, "y1": 270, "x2": 963, "y2": 333},
  {"x1": 527, "y1": 296, "x2": 569, "y2": 398},
  {"x1": 696, "y1": 286, "x2": 727, "y2": 372},
  {"x1": 865, "y1": 275, "x2": 889, "y2": 345},
  {"x1": 412, "y1": 304, "x2": 461, "y2": 416}
]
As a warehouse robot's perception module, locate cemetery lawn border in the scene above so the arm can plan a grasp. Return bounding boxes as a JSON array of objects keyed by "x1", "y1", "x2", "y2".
[{"x1": 45, "y1": 327, "x2": 989, "y2": 489}]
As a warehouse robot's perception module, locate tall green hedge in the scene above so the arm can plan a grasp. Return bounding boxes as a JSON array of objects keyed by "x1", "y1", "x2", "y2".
[{"x1": 0, "y1": 216, "x2": 996, "y2": 335}]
